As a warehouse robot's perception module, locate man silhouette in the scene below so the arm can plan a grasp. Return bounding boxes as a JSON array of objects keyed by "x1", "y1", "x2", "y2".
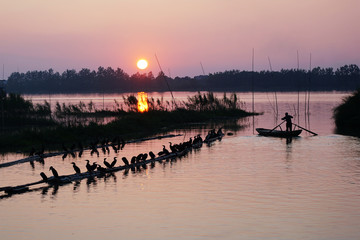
[{"x1": 281, "y1": 112, "x2": 293, "y2": 131}]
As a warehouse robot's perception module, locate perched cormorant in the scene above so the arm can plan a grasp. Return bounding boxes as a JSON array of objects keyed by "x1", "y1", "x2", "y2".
[
  {"x1": 91, "y1": 162, "x2": 97, "y2": 171},
  {"x1": 131, "y1": 156, "x2": 136, "y2": 164},
  {"x1": 136, "y1": 153, "x2": 143, "y2": 162},
  {"x1": 85, "y1": 160, "x2": 93, "y2": 172},
  {"x1": 110, "y1": 157, "x2": 117, "y2": 167},
  {"x1": 97, "y1": 164, "x2": 107, "y2": 173},
  {"x1": 49, "y1": 166, "x2": 59, "y2": 178},
  {"x1": 121, "y1": 157, "x2": 130, "y2": 166},
  {"x1": 40, "y1": 172, "x2": 48, "y2": 181},
  {"x1": 141, "y1": 153, "x2": 148, "y2": 161},
  {"x1": 163, "y1": 145, "x2": 170, "y2": 155},
  {"x1": 169, "y1": 142, "x2": 177, "y2": 153},
  {"x1": 103, "y1": 158, "x2": 112, "y2": 168},
  {"x1": 149, "y1": 151, "x2": 156, "y2": 159},
  {"x1": 71, "y1": 162, "x2": 81, "y2": 174}
]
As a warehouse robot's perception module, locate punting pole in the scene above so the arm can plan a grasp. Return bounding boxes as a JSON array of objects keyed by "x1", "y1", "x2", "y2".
[
  {"x1": 293, "y1": 123, "x2": 317, "y2": 136},
  {"x1": 269, "y1": 120, "x2": 286, "y2": 133}
]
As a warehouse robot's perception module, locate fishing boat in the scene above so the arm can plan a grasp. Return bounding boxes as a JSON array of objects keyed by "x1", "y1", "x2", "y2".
[{"x1": 256, "y1": 128, "x2": 302, "y2": 137}]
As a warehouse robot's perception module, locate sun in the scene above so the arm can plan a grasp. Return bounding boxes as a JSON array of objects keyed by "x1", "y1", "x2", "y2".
[{"x1": 137, "y1": 59, "x2": 148, "y2": 70}]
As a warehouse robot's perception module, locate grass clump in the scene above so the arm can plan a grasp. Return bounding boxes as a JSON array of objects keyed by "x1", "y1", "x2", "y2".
[{"x1": 334, "y1": 89, "x2": 360, "y2": 136}]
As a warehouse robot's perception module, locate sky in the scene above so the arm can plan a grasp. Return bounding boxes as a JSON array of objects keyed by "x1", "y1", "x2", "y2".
[{"x1": 1, "y1": 0, "x2": 359, "y2": 78}]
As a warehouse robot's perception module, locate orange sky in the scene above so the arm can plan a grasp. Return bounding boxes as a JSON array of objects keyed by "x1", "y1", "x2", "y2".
[{"x1": 0, "y1": 0, "x2": 359, "y2": 78}]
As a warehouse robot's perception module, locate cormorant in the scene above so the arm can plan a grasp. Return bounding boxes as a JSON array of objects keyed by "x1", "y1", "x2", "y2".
[
  {"x1": 149, "y1": 151, "x2": 156, "y2": 159},
  {"x1": 162, "y1": 145, "x2": 170, "y2": 155},
  {"x1": 71, "y1": 162, "x2": 81, "y2": 174},
  {"x1": 131, "y1": 156, "x2": 136, "y2": 164},
  {"x1": 136, "y1": 153, "x2": 143, "y2": 162},
  {"x1": 110, "y1": 157, "x2": 117, "y2": 167},
  {"x1": 97, "y1": 164, "x2": 107, "y2": 173},
  {"x1": 121, "y1": 157, "x2": 130, "y2": 166},
  {"x1": 169, "y1": 142, "x2": 177, "y2": 153},
  {"x1": 103, "y1": 158, "x2": 112, "y2": 168},
  {"x1": 40, "y1": 172, "x2": 48, "y2": 181},
  {"x1": 141, "y1": 153, "x2": 148, "y2": 161},
  {"x1": 49, "y1": 166, "x2": 59, "y2": 178},
  {"x1": 91, "y1": 162, "x2": 98, "y2": 171},
  {"x1": 85, "y1": 160, "x2": 93, "y2": 172}
]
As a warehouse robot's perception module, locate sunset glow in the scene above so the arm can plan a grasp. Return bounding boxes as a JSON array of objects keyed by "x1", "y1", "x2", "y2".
[
  {"x1": 137, "y1": 59, "x2": 148, "y2": 70},
  {"x1": 0, "y1": 1, "x2": 359, "y2": 77},
  {"x1": 137, "y1": 92, "x2": 149, "y2": 113}
]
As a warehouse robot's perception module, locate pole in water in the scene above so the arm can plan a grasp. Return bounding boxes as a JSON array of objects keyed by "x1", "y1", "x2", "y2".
[
  {"x1": 251, "y1": 48, "x2": 255, "y2": 134},
  {"x1": 293, "y1": 123, "x2": 317, "y2": 136},
  {"x1": 297, "y1": 50, "x2": 300, "y2": 125},
  {"x1": 267, "y1": 56, "x2": 278, "y2": 117},
  {"x1": 155, "y1": 54, "x2": 177, "y2": 109},
  {"x1": 200, "y1": 62, "x2": 206, "y2": 75}
]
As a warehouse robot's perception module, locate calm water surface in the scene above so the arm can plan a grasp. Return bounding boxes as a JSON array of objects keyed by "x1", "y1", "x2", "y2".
[{"x1": 1, "y1": 92, "x2": 360, "y2": 240}]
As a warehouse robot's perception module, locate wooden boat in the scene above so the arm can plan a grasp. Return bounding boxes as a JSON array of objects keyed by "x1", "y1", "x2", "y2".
[{"x1": 256, "y1": 128, "x2": 302, "y2": 137}]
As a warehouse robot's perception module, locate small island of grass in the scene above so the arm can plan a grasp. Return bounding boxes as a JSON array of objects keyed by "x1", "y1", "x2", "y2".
[
  {"x1": 0, "y1": 91, "x2": 256, "y2": 153},
  {"x1": 334, "y1": 89, "x2": 360, "y2": 136}
]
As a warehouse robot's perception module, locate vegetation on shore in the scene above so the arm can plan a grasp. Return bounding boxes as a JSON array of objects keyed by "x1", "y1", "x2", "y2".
[
  {"x1": 0, "y1": 92, "x2": 255, "y2": 152},
  {"x1": 5, "y1": 64, "x2": 360, "y2": 93},
  {"x1": 334, "y1": 89, "x2": 360, "y2": 136}
]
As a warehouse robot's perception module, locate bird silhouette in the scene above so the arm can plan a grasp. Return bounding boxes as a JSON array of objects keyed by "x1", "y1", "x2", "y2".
[
  {"x1": 86, "y1": 160, "x2": 93, "y2": 172},
  {"x1": 110, "y1": 157, "x2": 117, "y2": 167},
  {"x1": 49, "y1": 166, "x2": 59, "y2": 178},
  {"x1": 121, "y1": 157, "x2": 130, "y2": 166},
  {"x1": 149, "y1": 151, "x2": 156, "y2": 159},
  {"x1": 103, "y1": 158, "x2": 112, "y2": 168},
  {"x1": 71, "y1": 162, "x2": 81, "y2": 174}
]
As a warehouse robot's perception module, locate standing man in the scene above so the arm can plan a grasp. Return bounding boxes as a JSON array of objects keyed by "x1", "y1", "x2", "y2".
[{"x1": 281, "y1": 112, "x2": 293, "y2": 131}]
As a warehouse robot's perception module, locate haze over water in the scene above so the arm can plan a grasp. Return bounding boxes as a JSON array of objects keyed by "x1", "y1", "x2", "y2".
[{"x1": 1, "y1": 92, "x2": 360, "y2": 240}]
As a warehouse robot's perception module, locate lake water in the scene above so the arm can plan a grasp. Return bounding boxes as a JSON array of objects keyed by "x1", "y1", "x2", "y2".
[{"x1": 1, "y1": 91, "x2": 360, "y2": 240}]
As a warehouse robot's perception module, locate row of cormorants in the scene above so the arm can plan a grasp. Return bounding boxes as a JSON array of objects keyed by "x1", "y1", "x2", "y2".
[
  {"x1": 29, "y1": 136, "x2": 126, "y2": 159},
  {"x1": 41, "y1": 129, "x2": 223, "y2": 180}
]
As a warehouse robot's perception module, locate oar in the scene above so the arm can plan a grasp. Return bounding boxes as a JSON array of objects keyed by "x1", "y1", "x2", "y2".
[
  {"x1": 269, "y1": 120, "x2": 286, "y2": 133},
  {"x1": 292, "y1": 123, "x2": 318, "y2": 136}
]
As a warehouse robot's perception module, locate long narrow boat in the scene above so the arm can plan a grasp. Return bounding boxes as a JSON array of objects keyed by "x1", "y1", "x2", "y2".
[{"x1": 256, "y1": 128, "x2": 302, "y2": 137}]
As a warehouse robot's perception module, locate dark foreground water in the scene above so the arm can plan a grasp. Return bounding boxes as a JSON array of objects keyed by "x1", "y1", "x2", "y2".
[{"x1": 1, "y1": 92, "x2": 360, "y2": 240}]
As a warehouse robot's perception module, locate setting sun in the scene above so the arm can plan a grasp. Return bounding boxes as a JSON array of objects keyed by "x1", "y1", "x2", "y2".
[{"x1": 137, "y1": 59, "x2": 148, "y2": 70}]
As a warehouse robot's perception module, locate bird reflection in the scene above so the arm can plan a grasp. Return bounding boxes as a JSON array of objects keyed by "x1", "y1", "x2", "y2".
[
  {"x1": 73, "y1": 181, "x2": 81, "y2": 191},
  {"x1": 52, "y1": 185, "x2": 59, "y2": 196},
  {"x1": 41, "y1": 187, "x2": 49, "y2": 196},
  {"x1": 29, "y1": 160, "x2": 35, "y2": 169}
]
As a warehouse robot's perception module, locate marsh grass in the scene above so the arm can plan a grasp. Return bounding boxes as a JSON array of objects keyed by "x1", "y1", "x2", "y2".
[
  {"x1": 0, "y1": 92, "x2": 255, "y2": 152},
  {"x1": 334, "y1": 89, "x2": 360, "y2": 136}
]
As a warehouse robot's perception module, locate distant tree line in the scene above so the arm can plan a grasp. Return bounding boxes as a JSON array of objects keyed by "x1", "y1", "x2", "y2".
[{"x1": 5, "y1": 64, "x2": 360, "y2": 94}]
